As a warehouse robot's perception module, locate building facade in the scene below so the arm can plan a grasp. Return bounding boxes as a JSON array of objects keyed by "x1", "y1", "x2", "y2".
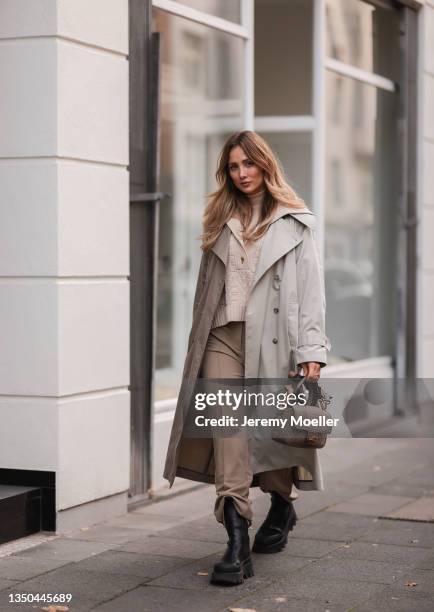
[{"x1": 0, "y1": 0, "x2": 433, "y2": 536}]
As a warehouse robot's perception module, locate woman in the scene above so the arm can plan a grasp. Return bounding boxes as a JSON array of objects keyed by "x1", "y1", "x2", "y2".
[{"x1": 163, "y1": 130, "x2": 331, "y2": 585}]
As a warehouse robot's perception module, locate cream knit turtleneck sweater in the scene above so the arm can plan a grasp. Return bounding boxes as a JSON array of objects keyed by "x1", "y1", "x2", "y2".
[{"x1": 211, "y1": 190, "x2": 266, "y2": 329}]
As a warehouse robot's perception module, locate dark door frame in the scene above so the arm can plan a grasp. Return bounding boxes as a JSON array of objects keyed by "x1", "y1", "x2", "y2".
[
  {"x1": 395, "y1": 1, "x2": 419, "y2": 413},
  {"x1": 364, "y1": 0, "x2": 419, "y2": 389},
  {"x1": 128, "y1": 0, "x2": 162, "y2": 504},
  {"x1": 366, "y1": 0, "x2": 419, "y2": 400}
]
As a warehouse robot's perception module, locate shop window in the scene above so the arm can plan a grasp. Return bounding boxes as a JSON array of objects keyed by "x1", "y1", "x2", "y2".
[
  {"x1": 325, "y1": 74, "x2": 399, "y2": 362},
  {"x1": 326, "y1": 0, "x2": 400, "y2": 81}
]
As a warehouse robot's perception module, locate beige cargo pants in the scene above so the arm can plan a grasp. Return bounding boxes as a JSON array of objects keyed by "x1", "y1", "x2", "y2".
[{"x1": 201, "y1": 321, "x2": 298, "y2": 526}]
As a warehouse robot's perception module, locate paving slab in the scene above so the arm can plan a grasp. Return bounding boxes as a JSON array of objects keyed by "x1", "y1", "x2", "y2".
[
  {"x1": 93, "y1": 584, "x2": 240, "y2": 612},
  {"x1": 63, "y1": 524, "x2": 157, "y2": 544},
  {"x1": 74, "y1": 550, "x2": 189, "y2": 579},
  {"x1": 0, "y1": 555, "x2": 73, "y2": 581},
  {"x1": 326, "y1": 493, "x2": 414, "y2": 516},
  {"x1": 359, "y1": 517, "x2": 434, "y2": 548},
  {"x1": 233, "y1": 574, "x2": 387, "y2": 607},
  {"x1": 100, "y1": 512, "x2": 176, "y2": 531},
  {"x1": 267, "y1": 537, "x2": 344, "y2": 559},
  {"x1": 300, "y1": 556, "x2": 412, "y2": 585},
  {"x1": 415, "y1": 550, "x2": 434, "y2": 570},
  {"x1": 250, "y1": 552, "x2": 315, "y2": 578},
  {"x1": 376, "y1": 569, "x2": 434, "y2": 601},
  {"x1": 354, "y1": 591, "x2": 434, "y2": 612},
  {"x1": 0, "y1": 579, "x2": 18, "y2": 592},
  {"x1": 14, "y1": 537, "x2": 116, "y2": 562},
  {"x1": 282, "y1": 511, "x2": 377, "y2": 542},
  {"x1": 225, "y1": 594, "x2": 349, "y2": 612},
  {"x1": 370, "y1": 480, "x2": 434, "y2": 498},
  {"x1": 325, "y1": 541, "x2": 433, "y2": 565},
  {"x1": 381, "y1": 496, "x2": 434, "y2": 522},
  {"x1": 118, "y1": 534, "x2": 225, "y2": 559},
  {"x1": 395, "y1": 467, "x2": 434, "y2": 487}
]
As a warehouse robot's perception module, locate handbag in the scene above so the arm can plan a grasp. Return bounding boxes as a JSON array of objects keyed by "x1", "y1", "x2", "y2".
[{"x1": 272, "y1": 376, "x2": 333, "y2": 449}]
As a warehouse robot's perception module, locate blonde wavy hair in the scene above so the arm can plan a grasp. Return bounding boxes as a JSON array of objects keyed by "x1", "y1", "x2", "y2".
[{"x1": 200, "y1": 130, "x2": 308, "y2": 251}]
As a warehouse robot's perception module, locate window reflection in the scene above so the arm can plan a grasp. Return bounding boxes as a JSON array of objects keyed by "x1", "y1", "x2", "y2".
[
  {"x1": 326, "y1": 0, "x2": 400, "y2": 81},
  {"x1": 256, "y1": 132, "x2": 312, "y2": 205},
  {"x1": 325, "y1": 73, "x2": 399, "y2": 363}
]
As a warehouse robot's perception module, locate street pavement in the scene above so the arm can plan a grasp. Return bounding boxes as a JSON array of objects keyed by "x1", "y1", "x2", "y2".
[{"x1": 0, "y1": 438, "x2": 433, "y2": 611}]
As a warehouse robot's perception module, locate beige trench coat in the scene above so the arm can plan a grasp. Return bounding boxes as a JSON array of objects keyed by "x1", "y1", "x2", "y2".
[{"x1": 163, "y1": 204, "x2": 331, "y2": 492}]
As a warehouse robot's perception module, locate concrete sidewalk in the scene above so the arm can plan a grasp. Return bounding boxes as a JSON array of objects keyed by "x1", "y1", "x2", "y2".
[{"x1": 0, "y1": 438, "x2": 433, "y2": 611}]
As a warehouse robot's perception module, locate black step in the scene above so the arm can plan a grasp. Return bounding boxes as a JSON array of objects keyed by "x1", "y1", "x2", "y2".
[{"x1": 0, "y1": 485, "x2": 42, "y2": 545}]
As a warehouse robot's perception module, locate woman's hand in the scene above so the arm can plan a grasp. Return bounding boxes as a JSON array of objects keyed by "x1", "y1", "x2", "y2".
[{"x1": 299, "y1": 362, "x2": 321, "y2": 381}]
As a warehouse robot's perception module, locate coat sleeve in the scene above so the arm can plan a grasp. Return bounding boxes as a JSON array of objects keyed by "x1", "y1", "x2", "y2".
[{"x1": 294, "y1": 226, "x2": 331, "y2": 367}]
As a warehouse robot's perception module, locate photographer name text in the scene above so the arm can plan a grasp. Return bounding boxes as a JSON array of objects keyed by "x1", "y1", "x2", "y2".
[{"x1": 195, "y1": 414, "x2": 339, "y2": 428}]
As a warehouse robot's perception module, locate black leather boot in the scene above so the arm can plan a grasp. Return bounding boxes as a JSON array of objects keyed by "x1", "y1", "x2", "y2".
[
  {"x1": 211, "y1": 497, "x2": 254, "y2": 585},
  {"x1": 252, "y1": 491, "x2": 297, "y2": 554}
]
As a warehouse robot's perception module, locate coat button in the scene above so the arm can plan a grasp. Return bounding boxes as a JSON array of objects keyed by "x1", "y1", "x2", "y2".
[
  {"x1": 272, "y1": 338, "x2": 278, "y2": 344},
  {"x1": 274, "y1": 274, "x2": 280, "y2": 281},
  {"x1": 274, "y1": 307, "x2": 279, "y2": 313}
]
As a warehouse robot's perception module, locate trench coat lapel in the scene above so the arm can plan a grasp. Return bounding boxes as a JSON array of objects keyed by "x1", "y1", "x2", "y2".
[
  {"x1": 251, "y1": 215, "x2": 301, "y2": 291},
  {"x1": 251, "y1": 205, "x2": 316, "y2": 291},
  {"x1": 210, "y1": 206, "x2": 316, "y2": 287},
  {"x1": 210, "y1": 224, "x2": 230, "y2": 265}
]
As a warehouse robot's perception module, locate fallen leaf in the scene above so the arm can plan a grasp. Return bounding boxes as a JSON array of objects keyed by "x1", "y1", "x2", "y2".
[
  {"x1": 405, "y1": 581, "x2": 418, "y2": 587},
  {"x1": 41, "y1": 607, "x2": 69, "y2": 612},
  {"x1": 228, "y1": 609, "x2": 256, "y2": 612},
  {"x1": 275, "y1": 597, "x2": 287, "y2": 602},
  {"x1": 411, "y1": 539, "x2": 419, "y2": 543},
  {"x1": 197, "y1": 571, "x2": 209, "y2": 576}
]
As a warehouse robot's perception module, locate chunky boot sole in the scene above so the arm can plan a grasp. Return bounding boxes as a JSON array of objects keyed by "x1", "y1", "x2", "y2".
[
  {"x1": 210, "y1": 557, "x2": 254, "y2": 585},
  {"x1": 252, "y1": 515, "x2": 297, "y2": 554}
]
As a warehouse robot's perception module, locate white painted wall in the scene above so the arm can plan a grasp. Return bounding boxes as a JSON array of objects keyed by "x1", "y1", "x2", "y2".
[
  {"x1": 418, "y1": 0, "x2": 434, "y2": 376},
  {"x1": 0, "y1": 0, "x2": 130, "y2": 519}
]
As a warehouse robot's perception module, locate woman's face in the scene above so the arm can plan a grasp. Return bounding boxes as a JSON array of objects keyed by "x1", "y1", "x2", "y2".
[{"x1": 228, "y1": 145, "x2": 265, "y2": 196}]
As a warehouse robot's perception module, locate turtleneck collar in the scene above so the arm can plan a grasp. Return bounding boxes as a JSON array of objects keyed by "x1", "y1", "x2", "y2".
[{"x1": 247, "y1": 189, "x2": 266, "y2": 209}]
